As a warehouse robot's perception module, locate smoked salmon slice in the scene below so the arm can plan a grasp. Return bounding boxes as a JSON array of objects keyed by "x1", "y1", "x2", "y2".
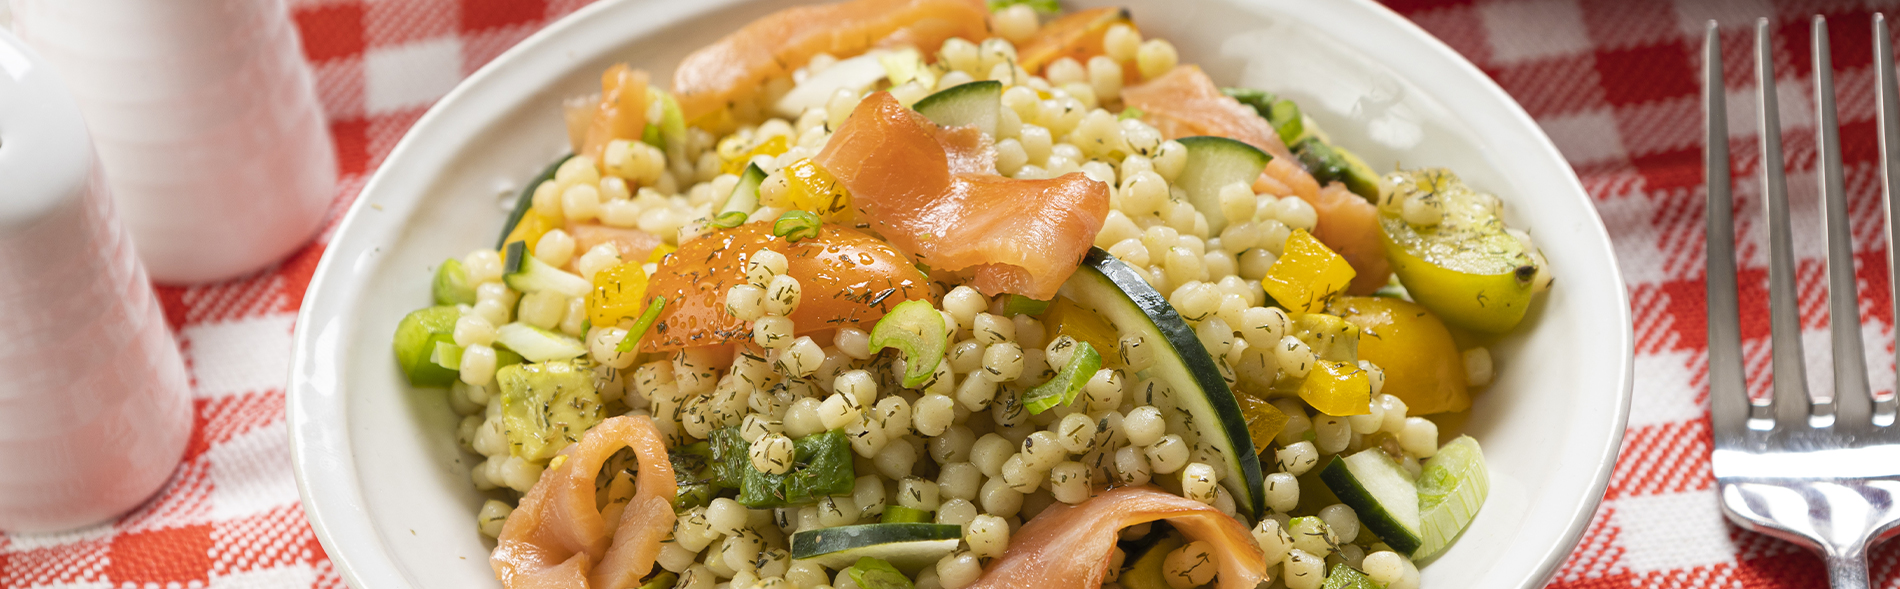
[
  {"x1": 640, "y1": 222, "x2": 931, "y2": 352},
  {"x1": 570, "y1": 65, "x2": 650, "y2": 168},
  {"x1": 966, "y1": 486, "x2": 1266, "y2": 589},
  {"x1": 813, "y1": 92, "x2": 1109, "y2": 300},
  {"x1": 1124, "y1": 66, "x2": 1390, "y2": 293},
  {"x1": 491, "y1": 415, "x2": 676, "y2": 589},
  {"x1": 672, "y1": 0, "x2": 989, "y2": 128}
]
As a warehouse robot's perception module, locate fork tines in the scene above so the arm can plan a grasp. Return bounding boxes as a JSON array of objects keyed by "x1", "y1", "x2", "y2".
[{"x1": 1705, "y1": 15, "x2": 1896, "y2": 440}]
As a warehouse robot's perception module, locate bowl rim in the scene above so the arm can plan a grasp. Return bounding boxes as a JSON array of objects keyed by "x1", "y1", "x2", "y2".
[{"x1": 288, "y1": 1, "x2": 1635, "y2": 588}]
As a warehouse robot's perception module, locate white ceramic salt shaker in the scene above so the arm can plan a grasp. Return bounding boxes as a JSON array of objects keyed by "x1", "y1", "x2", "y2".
[
  {"x1": 10, "y1": 0, "x2": 336, "y2": 284},
  {"x1": 0, "y1": 29, "x2": 193, "y2": 533}
]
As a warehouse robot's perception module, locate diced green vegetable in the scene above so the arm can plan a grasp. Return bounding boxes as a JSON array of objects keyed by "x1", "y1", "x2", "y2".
[
  {"x1": 393, "y1": 306, "x2": 463, "y2": 387},
  {"x1": 1320, "y1": 563, "x2": 1382, "y2": 589},
  {"x1": 430, "y1": 341, "x2": 464, "y2": 372},
  {"x1": 504, "y1": 248, "x2": 592, "y2": 298},
  {"x1": 670, "y1": 442, "x2": 718, "y2": 509},
  {"x1": 709, "y1": 427, "x2": 856, "y2": 508},
  {"x1": 1116, "y1": 531, "x2": 1184, "y2": 589},
  {"x1": 494, "y1": 323, "x2": 587, "y2": 362},
  {"x1": 497, "y1": 360, "x2": 604, "y2": 461},
  {"x1": 987, "y1": 0, "x2": 1059, "y2": 14},
  {"x1": 432, "y1": 258, "x2": 477, "y2": 305},
  {"x1": 790, "y1": 523, "x2": 964, "y2": 571},
  {"x1": 1413, "y1": 435, "x2": 1488, "y2": 561},
  {"x1": 713, "y1": 163, "x2": 767, "y2": 228},
  {"x1": 1003, "y1": 294, "x2": 1052, "y2": 317},
  {"x1": 1023, "y1": 341, "x2": 1100, "y2": 414},
  {"x1": 848, "y1": 557, "x2": 914, "y2": 589},
  {"x1": 870, "y1": 300, "x2": 949, "y2": 388},
  {"x1": 880, "y1": 505, "x2": 932, "y2": 523},
  {"x1": 1319, "y1": 448, "x2": 1422, "y2": 554},
  {"x1": 1294, "y1": 136, "x2": 1380, "y2": 201},
  {"x1": 913, "y1": 80, "x2": 1002, "y2": 138},
  {"x1": 1173, "y1": 136, "x2": 1271, "y2": 234}
]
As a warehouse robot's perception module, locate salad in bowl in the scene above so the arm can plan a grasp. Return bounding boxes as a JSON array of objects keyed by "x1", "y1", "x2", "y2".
[{"x1": 386, "y1": 1, "x2": 1558, "y2": 589}]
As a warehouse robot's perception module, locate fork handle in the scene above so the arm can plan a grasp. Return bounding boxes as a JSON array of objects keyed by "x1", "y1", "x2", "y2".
[{"x1": 1826, "y1": 549, "x2": 1869, "y2": 589}]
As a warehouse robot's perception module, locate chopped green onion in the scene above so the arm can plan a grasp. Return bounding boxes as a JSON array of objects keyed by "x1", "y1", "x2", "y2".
[
  {"x1": 1320, "y1": 563, "x2": 1380, "y2": 589},
  {"x1": 711, "y1": 210, "x2": 748, "y2": 229},
  {"x1": 616, "y1": 296, "x2": 668, "y2": 353},
  {"x1": 774, "y1": 210, "x2": 822, "y2": 242},
  {"x1": 870, "y1": 300, "x2": 949, "y2": 388},
  {"x1": 1118, "y1": 106, "x2": 1145, "y2": 121},
  {"x1": 1024, "y1": 341, "x2": 1101, "y2": 414},
  {"x1": 429, "y1": 341, "x2": 464, "y2": 372},
  {"x1": 432, "y1": 258, "x2": 477, "y2": 305},
  {"x1": 1003, "y1": 294, "x2": 1052, "y2": 316},
  {"x1": 847, "y1": 557, "x2": 914, "y2": 589},
  {"x1": 880, "y1": 505, "x2": 932, "y2": 523}
]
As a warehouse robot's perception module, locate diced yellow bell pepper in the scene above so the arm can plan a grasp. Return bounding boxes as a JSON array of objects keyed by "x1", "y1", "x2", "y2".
[
  {"x1": 646, "y1": 242, "x2": 677, "y2": 264},
  {"x1": 1298, "y1": 360, "x2": 1371, "y2": 416},
  {"x1": 783, "y1": 159, "x2": 854, "y2": 222},
  {"x1": 1041, "y1": 297, "x2": 1121, "y2": 368},
  {"x1": 502, "y1": 209, "x2": 558, "y2": 255},
  {"x1": 721, "y1": 134, "x2": 789, "y2": 175},
  {"x1": 588, "y1": 261, "x2": 649, "y2": 327},
  {"x1": 1237, "y1": 394, "x2": 1289, "y2": 452},
  {"x1": 1263, "y1": 229, "x2": 1356, "y2": 314}
]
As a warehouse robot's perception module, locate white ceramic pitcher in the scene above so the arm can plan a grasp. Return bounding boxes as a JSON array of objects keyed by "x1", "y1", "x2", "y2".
[
  {"x1": 0, "y1": 28, "x2": 193, "y2": 534},
  {"x1": 10, "y1": 0, "x2": 336, "y2": 284}
]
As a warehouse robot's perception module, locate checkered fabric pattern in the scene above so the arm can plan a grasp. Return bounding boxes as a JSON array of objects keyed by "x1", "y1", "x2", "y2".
[{"x1": 1, "y1": 0, "x2": 1894, "y2": 587}]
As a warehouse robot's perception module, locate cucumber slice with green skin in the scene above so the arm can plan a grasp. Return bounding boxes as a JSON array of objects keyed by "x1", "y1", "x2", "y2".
[
  {"x1": 790, "y1": 523, "x2": 964, "y2": 572},
  {"x1": 1065, "y1": 248, "x2": 1264, "y2": 520},
  {"x1": 1293, "y1": 136, "x2": 1380, "y2": 202},
  {"x1": 503, "y1": 251, "x2": 593, "y2": 299},
  {"x1": 1318, "y1": 448, "x2": 1422, "y2": 554},
  {"x1": 498, "y1": 155, "x2": 571, "y2": 248},
  {"x1": 1173, "y1": 136, "x2": 1271, "y2": 234},
  {"x1": 1413, "y1": 435, "x2": 1488, "y2": 561},
  {"x1": 880, "y1": 506, "x2": 931, "y2": 523},
  {"x1": 433, "y1": 258, "x2": 478, "y2": 306},
  {"x1": 713, "y1": 163, "x2": 768, "y2": 228},
  {"x1": 495, "y1": 323, "x2": 588, "y2": 362},
  {"x1": 394, "y1": 306, "x2": 462, "y2": 387},
  {"x1": 913, "y1": 80, "x2": 1002, "y2": 138}
]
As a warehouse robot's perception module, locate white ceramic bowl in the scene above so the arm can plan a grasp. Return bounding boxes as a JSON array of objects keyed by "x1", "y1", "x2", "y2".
[{"x1": 288, "y1": 1, "x2": 1634, "y2": 588}]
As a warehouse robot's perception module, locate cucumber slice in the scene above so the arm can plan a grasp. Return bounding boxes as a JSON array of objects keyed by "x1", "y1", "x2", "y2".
[
  {"x1": 393, "y1": 306, "x2": 462, "y2": 387},
  {"x1": 913, "y1": 80, "x2": 1002, "y2": 138},
  {"x1": 1064, "y1": 248, "x2": 1264, "y2": 519},
  {"x1": 713, "y1": 163, "x2": 768, "y2": 228},
  {"x1": 503, "y1": 252, "x2": 593, "y2": 299},
  {"x1": 880, "y1": 506, "x2": 931, "y2": 523},
  {"x1": 498, "y1": 155, "x2": 571, "y2": 248},
  {"x1": 1413, "y1": 435, "x2": 1488, "y2": 561},
  {"x1": 1318, "y1": 448, "x2": 1421, "y2": 554},
  {"x1": 495, "y1": 323, "x2": 588, "y2": 362},
  {"x1": 790, "y1": 523, "x2": 963, "y2": 571},
  {"x1": 433, "y1": 258, "x2": 477, "y2": 305},
  {"x1": 1173, "y1": 136, "x2": 1271, "y2": 234}
]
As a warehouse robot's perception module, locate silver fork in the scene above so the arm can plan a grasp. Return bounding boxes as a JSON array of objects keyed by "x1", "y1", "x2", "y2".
[{"x1": 1707, "y1": 16, "x2": 1900, "y2": 589}]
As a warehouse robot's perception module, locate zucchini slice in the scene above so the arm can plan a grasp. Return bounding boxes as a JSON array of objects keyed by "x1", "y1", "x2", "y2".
[
  {"x1": 1413, "y1": 435, "x2": 1488, "y2": 561},
  {"x1": 495, "y1": 323, "x2": 587, "y2": 363},
  {"x1": 503, "y1": 251, "x2": 593, "y2": 299},
  {"x1": 1173, "y1": 136, "x2": 1271, "y2": 234},
  {"x1": 913, "y1": 80, "x2": 1002, "y2": 138},
  {"x1": 1318, "y1": 448, "x2": 1422, "y2": 554},
  {"x1": 1063, "y1": 248, "x2": 1265, "y2": 519},
  {"x1": 713, "y1": 163, "x2": 768, "y2": 228},
  {"x1": 790, "y1": 523, "x2": 963, "y2": 571}
]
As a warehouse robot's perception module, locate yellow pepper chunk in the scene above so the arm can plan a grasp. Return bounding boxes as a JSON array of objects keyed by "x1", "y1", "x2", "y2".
[
  {"x1": 1237, "y1": 394, "x2": 1289, "y2": 452},
  {"x1": 721, "y1": 134, "x2": 789, "y2": 175},
  {"x1": 1298, "y1": 360, "x2": 1372, "y2": 416},
  {"x1": 502, "y1": 209, "x2": 558, "y2": 255},
  {"x1": 588, "y1": 261, "x2": 649, "y2": 327},
  {"x1": 782, "y1": 158, "x2": 854, "y2": 222},
  {"x1": 646, "y1": 242, "x2": 677, "y2": 264},
  {"x1": 1041, "y1": 297, "x2": 1121, "y2": 369},
  {"x1": 1263, "y1": 230, "x2": 1356, "y2": 314}
]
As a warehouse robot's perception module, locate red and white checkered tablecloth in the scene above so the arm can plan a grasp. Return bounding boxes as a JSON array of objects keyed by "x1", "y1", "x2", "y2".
[{"x1": 2, "y1": 0, "x2": 1895, "y2": 587}]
